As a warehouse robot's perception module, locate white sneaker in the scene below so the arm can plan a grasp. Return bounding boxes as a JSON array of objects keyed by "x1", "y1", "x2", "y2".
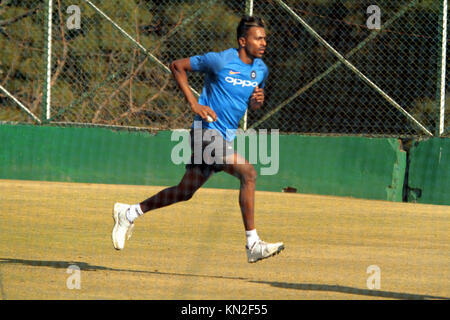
[
  {"x1": 246, "y1": 240, "x2": 284, "y2": 263},
  {"x1": 112, "y1": 203, "x2": 134, "y2": 250}
]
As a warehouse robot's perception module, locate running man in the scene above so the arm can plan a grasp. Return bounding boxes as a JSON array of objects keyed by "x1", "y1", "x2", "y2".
[{"x1": 112, "y1": 16, "x2": 284, "y2": 263}]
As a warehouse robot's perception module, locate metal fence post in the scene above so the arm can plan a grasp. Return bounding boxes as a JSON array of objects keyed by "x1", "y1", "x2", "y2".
[
  {"x1": 42, "y1": 0, "x2": 53, "y2": 122},
  {"x1": 242, "y1": 0, "x2": 253, "y2": 131},
  {"x1": 436, "y1": 0, "x2": 447, "y2": 136}
]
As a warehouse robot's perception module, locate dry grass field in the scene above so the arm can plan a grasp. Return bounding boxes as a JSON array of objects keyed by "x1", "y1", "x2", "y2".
[{"x1": 0, "y1": 179, "x2": 448, "y2": 300}]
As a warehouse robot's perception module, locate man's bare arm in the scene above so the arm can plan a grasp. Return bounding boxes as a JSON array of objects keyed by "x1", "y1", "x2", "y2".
[{"x1": 170, "y1": 58, "x2": 217, "y2": 121}]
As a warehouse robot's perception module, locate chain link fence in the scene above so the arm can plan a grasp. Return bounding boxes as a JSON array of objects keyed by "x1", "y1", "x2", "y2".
[
  {"x1": 0, "y1": 1, "x2": 46, "y2": 122},
  {"x1": 250, "y1": 0, "x2": 447, "y2": 137},
  {"x1": 0, "y1": 0, "x2": 448, "y2": 137}
]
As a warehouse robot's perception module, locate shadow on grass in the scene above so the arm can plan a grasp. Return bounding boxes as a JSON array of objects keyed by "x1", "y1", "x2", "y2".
[
  {"x1": 249, "y1": 280, "x2": 449, "y2": 300},
  {"x1": 1, "y1": 257, "x2": 448, "y2": 300},
  {"x1": 0, "y1": 257, "x2": 247, "y2": 281}
]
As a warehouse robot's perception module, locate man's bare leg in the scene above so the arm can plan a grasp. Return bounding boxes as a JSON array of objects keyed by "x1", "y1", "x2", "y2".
[
  {"x1": 139, "y1": 167, "x2": 210, "y2": 213},
  {"x1": 222, "y1": 152, "x2": 284, "y2": 262},
  {"x1": 223, "y1": 152, "x2": 257, "y2": 231},
  {"x1": 112, "y1": 167, "x2": 210, "y2": 250}
]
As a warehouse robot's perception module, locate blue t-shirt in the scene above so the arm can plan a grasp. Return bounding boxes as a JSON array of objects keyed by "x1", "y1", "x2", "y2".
[{"x1": 190, "y1": 48, "x2": 269, "y2": 141}]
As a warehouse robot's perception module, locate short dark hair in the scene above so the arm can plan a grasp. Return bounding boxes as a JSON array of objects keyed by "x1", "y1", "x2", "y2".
[{"x1": 236, "y1": 15, "x2": 265, "y2": 42}]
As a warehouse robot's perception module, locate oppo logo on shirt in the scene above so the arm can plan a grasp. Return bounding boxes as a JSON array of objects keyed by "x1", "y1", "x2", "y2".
[{"x1": 225, "y1": 76, "x2": 258, "y2": 88}]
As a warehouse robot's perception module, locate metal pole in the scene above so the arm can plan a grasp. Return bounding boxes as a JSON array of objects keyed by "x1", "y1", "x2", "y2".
[
  {"x1": 246, "y1": 0, "x2": 254, "y2": 16},
  {"x1": 0, "y1": 84, "x2": 41, "y2": 123},
  {"x1": 43, "y1": 0, "x2": 53, "y2": 121},
  {"x1": 437, "y1": 0, "x2": 447, "y2": 136},
  {"x1": 243, "y1": 0, "x2": 253, "y2": 131}
]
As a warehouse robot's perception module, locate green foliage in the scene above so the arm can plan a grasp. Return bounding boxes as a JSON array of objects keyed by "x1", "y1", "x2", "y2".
[{"x1": 412, "y1": 93, "x2": 450, "y2": 134}]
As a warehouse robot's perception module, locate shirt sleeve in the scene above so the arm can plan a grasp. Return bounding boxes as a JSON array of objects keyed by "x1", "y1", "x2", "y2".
[{"x1": 190, "y1": 52, "x2": 223, "y2": 74}]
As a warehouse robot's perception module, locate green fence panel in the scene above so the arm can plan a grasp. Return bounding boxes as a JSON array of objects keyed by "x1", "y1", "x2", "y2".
[
  {"x1": 0, "y1": 125, "x2": 407, "y2": 202},
  {"x1": 408, "y1": 138, "x2": 449, "y2": 205},
  {"x1": 204, "y1": 134, "x2": 406, "y2": 201},
  {"x1": 0, "y1": 124, "x2": 184, "y2": 186}
]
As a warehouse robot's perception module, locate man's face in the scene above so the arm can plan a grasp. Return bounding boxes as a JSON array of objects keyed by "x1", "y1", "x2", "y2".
[{"x1": 241, "y1": 27, "x2": 267, "y2": 59}]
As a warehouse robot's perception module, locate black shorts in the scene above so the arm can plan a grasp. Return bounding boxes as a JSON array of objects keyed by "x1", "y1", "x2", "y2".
[{"x1": 185, "y1": 128, "x2": 234, "y2": 178}]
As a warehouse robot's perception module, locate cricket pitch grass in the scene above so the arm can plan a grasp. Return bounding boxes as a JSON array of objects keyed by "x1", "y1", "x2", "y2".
[{"x1": 0, "y1": 179, "x2": 448, "y2": 300}]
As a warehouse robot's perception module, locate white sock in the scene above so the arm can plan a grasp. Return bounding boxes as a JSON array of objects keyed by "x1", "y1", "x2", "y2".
[
  {"x1": 246, "y1": 229, "x2": 260, "y2": 248},
  {"x1": 126, "y1": 204, "x2": 144, "y2": 223}
]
